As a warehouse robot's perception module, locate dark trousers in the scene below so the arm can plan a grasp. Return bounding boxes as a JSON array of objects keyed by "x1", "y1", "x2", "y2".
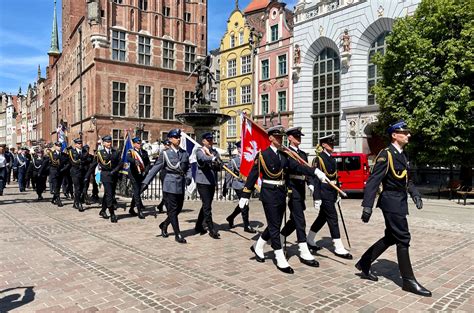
[
  {"x1": 51, "y1": 174, "x2": 64, "y2": 199},
  {"x1": 196, "y1": 183, "x2": 216, "y2": 231},
  {"x1": 0, "y1": 167, "x2": 6, "y2": 192},
  {"x1": 260, "y1": 186, "x2": 287, "y2": 250},
  {"x1": 6, "y1": 167, "x2": 11, "y2": 184},
  {"x1": 280, "y1": 192, "x2": 307, "y2": 242},
  {"x1": 227, "y1": 189, "x2": 250, "y2": 226},
  {"x1": 36, "y1": 175, "x2": 47, "y2": 196},
  {"x1": 102, "y1": 181, "x2": 116, "y2": 209},
  {"x1": 163, "y1": 192, "x2": 185, "y2": 235},
  {"x1": 309, "y1": 199, "x2": 341, "y2": 239},
  {"x1": 62, "y1": 174, "x2": 73, "y2": 196},
  {"x1": 129, "y1": 177, "x2": 144, "y2": 210},
  {"x1": 71, "y1": 173, "x2": 84, "y2": 204},
  {"x1": 17, "y1": 169, "x2": 26, "y2": 191}
]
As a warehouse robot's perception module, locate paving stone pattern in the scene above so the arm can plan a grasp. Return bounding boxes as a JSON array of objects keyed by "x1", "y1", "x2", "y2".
[{"x1": 0, "y1": 185, "x2": 472, "y2": 312}]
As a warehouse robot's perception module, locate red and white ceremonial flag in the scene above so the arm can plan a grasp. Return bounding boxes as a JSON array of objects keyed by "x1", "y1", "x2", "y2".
[{"x1": 240, "y1": 113, "x2": 270, "y2": 179}]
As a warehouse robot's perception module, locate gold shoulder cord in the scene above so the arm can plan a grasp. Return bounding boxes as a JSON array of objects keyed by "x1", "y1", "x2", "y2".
[
  {"x1": 259, "y1": 152, "x2": 283, "y2": 179},
  {"x1": 318, "y1": 156, "x2": 337, "y2": 179},
  {"x1": 48, "y1": 151, "x2": 59, "y2": 166},
  {"x1": 386, "y1": 151, "x2": 407, "y2": 181},
  {"x1": 69, "y1": 150, "x2": 81, "y2": 164},
  {"x1": 97, "y1": 150, "x2": 111, "y2": 166}
]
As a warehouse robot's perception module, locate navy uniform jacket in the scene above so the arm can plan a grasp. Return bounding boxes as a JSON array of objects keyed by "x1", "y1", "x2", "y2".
[
  {"x1": 150, "y1": 147, "x2": 191, "y2": 194},
  {"x1": 229, "y1": 155, "x2": 245, "y2": 190},
  {"x1": 68, "y1": 148, "x2": 87, "y2": 177},
  {"x1": 39, "y1": 150, "x2": 69, "y2": 178},
  {"x1": 97, "y1": 148, "x2": 122, "y2": 183},
  {"x1": 126, "y1": 148, "x2": 151, "y2": 180},
  {"x1": 312, "y1": 151, "x2": 338, "y2": 202},
  {"x1": 13, "y1": 154, "x2": 29, "y2": 173},
  {"x1": 287, "y1": 146, "x2": 309, "y2": 201},
  {"x1": 195, "y1": 147, "x2": 220, "y2": 185},
  {"x1": 362, "y1": 144, "x2": 420, "y2": 215},
  {"x1": 241, "y1": 146, "x2": 315, "y2": 200}
]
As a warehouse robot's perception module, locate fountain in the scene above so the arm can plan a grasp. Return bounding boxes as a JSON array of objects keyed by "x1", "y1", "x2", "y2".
[{"x1": 175, "y1": 55, "x2": 230, "y2": 140}]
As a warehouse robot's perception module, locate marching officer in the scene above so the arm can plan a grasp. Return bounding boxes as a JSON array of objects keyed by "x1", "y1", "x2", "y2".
[
  {"x1": 279, "y1": 127, "x2": 319, "y2": 267},
  {"x1": 155, "y1": 139, "x2": 171, "y2": 213},
  {"x1": 225, "y1": 141, "x2": 256, "y2": 233},
  {"x1": 81, "y1": 145, "x2": 94, "y2": 204},
  {"x1": 39, "y1": 142, "x2": 68, "y2": 207},
  {"x1": 195, "y1": 132, "x2": 222, "y2": 239},
  {"x1": 97, "y1": 135, "x2": 122, "y2": 223},
  {"x1": 306, "y1": 134, "x2": 352, "y2": 259},
  {"x1": 68, "y1": 138, "x2": 87, "y2": 212},
  {"x1": 13, "y1": 147, "x2": 30, "y2": 192},
  {"x1": 152, "y1": 129, "x2": 192, "y2": 243},
  {"x1": 127, "y1": 137, "x2": 151, "y2": 219},
  {"x1": 32, "y1": 149, "x2": 47, "y2": 200},
  {"x1": 356, "y1": 120, "x2": 431, "y2": 297},
  {"x1": 240, "y1": 125, "x2": 330, "y2": 274}
]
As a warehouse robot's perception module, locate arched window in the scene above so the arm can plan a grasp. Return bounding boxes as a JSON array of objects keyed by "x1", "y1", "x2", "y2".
[
  {"x1": 368, "y1": 32, "x2": 389, "y2": 105},
  {"x1": 312, "y1": 47, "x2": 340, "y2": 146}
]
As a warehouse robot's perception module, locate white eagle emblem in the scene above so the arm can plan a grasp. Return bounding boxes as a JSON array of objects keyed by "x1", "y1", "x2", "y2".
[{"x1": 244, "y1": 141, "x2": 259, "y2": 162}]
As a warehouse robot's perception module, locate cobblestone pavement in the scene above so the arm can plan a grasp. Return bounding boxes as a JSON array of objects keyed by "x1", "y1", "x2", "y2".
[{"x1": 0, "y1": 184, "x2": 472, "y2": 312}]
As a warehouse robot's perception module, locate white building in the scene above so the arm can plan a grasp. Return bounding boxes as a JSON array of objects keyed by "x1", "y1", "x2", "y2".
[{"x1": 293, "y1": 0, "x2": 420, "y2": 154}]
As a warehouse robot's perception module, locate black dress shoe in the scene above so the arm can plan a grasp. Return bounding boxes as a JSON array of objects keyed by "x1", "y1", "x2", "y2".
[
  {"x1": 355, "y1": 261, "x2": 378, "y2": 281},
  {"x1": 402, "y1": 278, "x2": 432, "y2": 297},
  {"x1": 250, "y1": 246, "x2": 265, "y2": 263},
  {"x1": 226, "y1": 216, "x2": 234, "y2": 228},
  {"x1": 38, "y1": 195, "x2": 43, "y2": 200},
  {"x1": 299, "y1": 257, "x2": 319, "y2": 267},
  {"x1": 78, "y1": 203, "x2": 85, "y2": 212},
  {"x1": 137, "y1": 209, "x2": 145, "y2": 219},
  {"x1": 159, "y1": 222, "x2": 169, "y2": 238},
  {"x1": 99, "y1": 210, "x2": 109, "y2": 219},
  {"x1": 244, "y1": 226, "x2": 257, "y2": 234},
  {"x1": 209, "y1": 231, "x2": 220, "y2": 239},
  {"x1": 195, "y1": 227, "x2": 207, "y2": 235},
  {"x1": 175, "y1": 234, "x2": 187, "y2": 244},
  {"x1": 129, "y1": 208, "x2": 138, "y2": 216},
  {"x1": 308, "y1": 243, "x2": 322, "y2": 251},
  {"x1": 51, "y1": 197, "x2": 57, "y2": 204},
  {"x1": 110, "y1": 213, "x2": 118, "y2": 223},
  {"x1": 56, "y1": 199, "x2": 64, "y2": 207},
  {"x1": 334, "y1": 252, "x2": 353, "y2": 260},
  {"x1": 277, "y1": 265, "x2": 294, "y2": 274}
]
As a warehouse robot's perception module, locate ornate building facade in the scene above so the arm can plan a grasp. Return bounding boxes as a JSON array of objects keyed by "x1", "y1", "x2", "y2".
[{"x1": 293, "y1": 0, "x2": 420, "y2": 155}]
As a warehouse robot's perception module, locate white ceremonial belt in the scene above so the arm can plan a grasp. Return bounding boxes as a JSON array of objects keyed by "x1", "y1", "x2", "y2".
[
  {"x1": 289, "y1": 175, "x2": 305, "y2": 180},
  {"x1": 262, "y1": 179, "x2": 285, "y2": 186}
]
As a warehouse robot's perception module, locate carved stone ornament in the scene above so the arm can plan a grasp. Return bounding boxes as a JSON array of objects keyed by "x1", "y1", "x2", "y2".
[
  {"x1": 262, "y1": 84, "x2": 267, "y2": 91},
  {"x1": 319, "y1": 25, "x2": 324, "y2": 36},
  {"x1": 377, "y1": 5, "x2": 384, "y2": 17}
]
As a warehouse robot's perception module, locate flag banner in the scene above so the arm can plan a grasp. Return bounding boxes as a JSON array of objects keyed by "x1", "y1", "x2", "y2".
[
  {"x1": 240, "y1": 113, "x2": 270, "y2": 181},
  {"x1": 95, "y1": 165, "x2": 101, "y2": 186},
  {"x1": 57, "y1": 124, "x2": 67, "y2": 152},
  {"x1": 180, "y1": 131, "x2": 200, "y2": 195},
  {"x1": 119, "y1": 131, "x2": 133, "y2": 175}
]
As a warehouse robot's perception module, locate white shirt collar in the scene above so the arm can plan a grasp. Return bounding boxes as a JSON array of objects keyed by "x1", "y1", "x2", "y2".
[
  {"x1": 391, "y1": 142, "x2": 403, "y2": 153},
  {"x1": 290, "y1": 145, "x2": 298, "y2": 151},
  {"x1": 171, "y1": 146, "x2": 179, "y2": 153},
  {"x1": 270, "y1": 145, "x2": 278, "y2": 154},
  {"x1": 324, "y1": 150, "x2": 331, "y2": 157}
]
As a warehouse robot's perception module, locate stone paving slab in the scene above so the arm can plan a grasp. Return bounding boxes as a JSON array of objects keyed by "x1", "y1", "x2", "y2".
[{"x1": 0, "y1": 185, "x2": 472, "y2": 312}]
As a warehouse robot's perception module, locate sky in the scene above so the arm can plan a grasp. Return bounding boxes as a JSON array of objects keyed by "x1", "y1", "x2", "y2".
[{"x1": 0, "y1": 0, "x2": 297, "y2": 95}]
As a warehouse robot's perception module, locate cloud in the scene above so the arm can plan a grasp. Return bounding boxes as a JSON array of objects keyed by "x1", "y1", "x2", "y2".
[
  {"x1": 0, "y1": 29, "x2": 47, "y2": 52},
  {"x1": 0, "y1": 55, "x2": 48, "y2": 68}
]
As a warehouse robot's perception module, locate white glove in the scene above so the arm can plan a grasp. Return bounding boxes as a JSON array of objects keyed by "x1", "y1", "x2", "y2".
[
  {"x1": 336, "y1": 195, "x2": 341, "y2": 205},
  {"x1": 308, "y1": 185, "x2": 314, "y2": 193},
  {"x1": 239, "y1": 198, "x2": 249, "y2": 209},
  {"x1": 314, "y1": 168, "x2": 330, "y2": 183},
  {"x1": 314, "y1": 200, "x2": 322, "y2": 210}
]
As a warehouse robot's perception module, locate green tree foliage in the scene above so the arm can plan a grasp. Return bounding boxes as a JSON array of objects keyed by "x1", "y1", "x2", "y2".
[{"x1": 373, "y1": 0, "x2": 473, "y2": 166}]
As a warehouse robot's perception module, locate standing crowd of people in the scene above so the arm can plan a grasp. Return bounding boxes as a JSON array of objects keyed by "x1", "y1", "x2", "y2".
[{"x1": 0, "y1": 119, "x2": 431, "y2": 297}]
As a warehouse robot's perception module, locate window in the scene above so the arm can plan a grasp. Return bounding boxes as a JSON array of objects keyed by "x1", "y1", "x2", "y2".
[
  {"x1": 271, "y1": 25, "x2": 279, "y2": 42},
  {"x1": 239, "y1": 31, "x2": 244, "y2": 45},
  {"x1": 138, "y1": 36, "x2": 151, "y2": 65},
  {"x1": 215, "y1": 70, "x2": 220, "y2": 81},
  {"x1": 163, "y1": 40, "x2": 174, "y2": 69},
  {"x1": 278, "y1": 91, "x2": 287, "y2": 111},
  {"x1": 112, "y1": 0, "x2": 122, "y2": 3},
  {"x1": 112, "y1": 129, "x2": 124, "y2": 150},
  {"x1": 230, "y1": 34, "x2": 235, "y2": 48},
  {"x1": 241, "y1": 55, "x2": 251, "y2": 74},
  {"x1": 112, "y1": 82, "x2": 126, "y2": 116},
  {"x1": 278, "y1": 54, "x2": 287, "y2": 76},
  {"x1": 185, "y1": 45, "x2": 196, "y2": 72},
  {"x1": 163, "y1": 6, "x2": 170, "y2": 16},
  {"x1": 312, "y1": 47, "x2": 340, "y2": 146},
  {"x1": 162, "y1": 88, "x2": 175, "y2": 120},
  {"x1": 140, "y1": 130, "x2": 149, "y2": 142},
  {"x1": 138, "y1": 85, "x2": 151, "y2": 118},
  {"x1": 210, "y1": 88, "x2": 217, "y2": 101},
  {"x1": 184, "y1": 12, "x2": 191, "y2": 22},
  {"x1": 227, "y1": 116, "x2": 236, "y2": 138},
  {"x1": 227, "y1": 59, "x2": 236, "y2": 77},
  {"x1": 184, "y1": 91, "x2": 193, "y2": 113},
  {"x1": 368, "y1": 32, "x2": 389, "y2": 105},
  {"x1": 138, "y1": 0, "x2": 147, "y2": 10},
  {"x1": 261, "y1": 94, "x2": 269, "y2": 114},
  {"x1": 112, "y1": 30, "x2": 126, "y2": 61},
  {"x1": 227, "y1": 88, "x2": 236, "y2": 106},
  {"x1": 241, "y1": 85, "x2": 251, "y2": 104},
  {"x1": 261, "y1": 59, "x2": 269, "y2": 80}
]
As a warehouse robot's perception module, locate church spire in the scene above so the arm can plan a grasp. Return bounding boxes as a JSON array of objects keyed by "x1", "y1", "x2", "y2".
[{"x1": 48, "y1": 0, "x2": 60, "y2": 56}]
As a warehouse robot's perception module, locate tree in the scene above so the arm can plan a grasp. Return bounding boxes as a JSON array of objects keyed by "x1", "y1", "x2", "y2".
[{"x1": 373, "y1": 0, "x2": 473, "y2": 174}]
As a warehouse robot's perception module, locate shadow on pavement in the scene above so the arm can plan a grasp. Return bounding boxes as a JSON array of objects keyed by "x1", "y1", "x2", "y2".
[
  {"x1": 372, "y1": 259, "x2": 402, "y2": 287},
  {"x1": 0, "y1": 286, "x2": 35, "y2": 312}
]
